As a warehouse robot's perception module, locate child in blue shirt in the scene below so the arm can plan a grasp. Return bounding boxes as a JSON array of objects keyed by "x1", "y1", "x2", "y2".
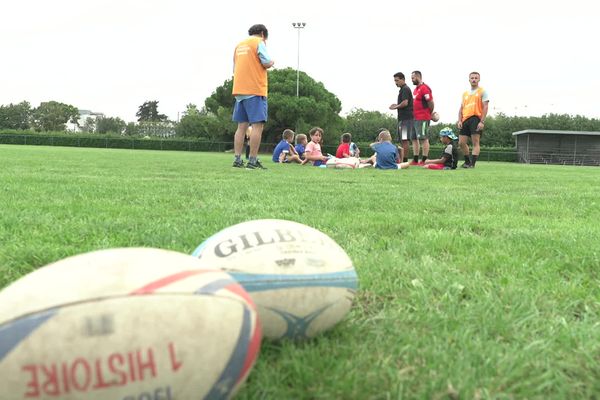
[
  {"x1": 362, "y1": 129, "x2": 410, "y2": 169},
  {"x1": 272, "y1": 129, "x2": 303, "y2": 163},
  {"x1": 294, "y1": 133, "x2": 308, "y2": 164}
]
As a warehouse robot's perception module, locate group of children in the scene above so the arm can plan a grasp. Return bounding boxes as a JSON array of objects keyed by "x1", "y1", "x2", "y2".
[{"x1": 269, "y1": 126, "x2": 459, "y2": 170}]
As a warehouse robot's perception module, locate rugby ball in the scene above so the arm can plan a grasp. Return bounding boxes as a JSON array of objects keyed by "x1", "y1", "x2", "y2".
[
  {"x1": 0, "y1": 248, "x2": 261, "y2": 400},
  {"x1": 431, "y1": 111, "x2": 440, "y2": 122},
  {"x1": 192, "y1": 219, "x2": 358, "y2": 340},
  {"x1": 326, "y1": 157, "x2": 360, "y2": 169}
]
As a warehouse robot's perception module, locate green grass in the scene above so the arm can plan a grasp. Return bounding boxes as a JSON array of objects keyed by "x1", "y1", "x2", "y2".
[{"x1": 1, "y1": 144, "x2": 599, "y2": 399}]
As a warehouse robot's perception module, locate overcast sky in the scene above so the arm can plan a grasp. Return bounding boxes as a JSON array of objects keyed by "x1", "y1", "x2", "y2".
[{"x1": 2, "y1": 0, "x2": 598, "y2": 126}]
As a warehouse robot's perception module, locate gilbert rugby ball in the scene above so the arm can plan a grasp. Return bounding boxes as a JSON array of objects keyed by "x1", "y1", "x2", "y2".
[
  {"x1": 0, "y1": 248, "x2": 261, "y2": 400},
  {"x1": 193, "y1": 220, "x2": 358, "y2": 340}
]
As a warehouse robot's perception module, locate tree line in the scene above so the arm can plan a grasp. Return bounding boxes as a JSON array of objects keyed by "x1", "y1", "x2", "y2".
[{"x1": 2, "y1": 68, "x2": 600, "y2": 147}]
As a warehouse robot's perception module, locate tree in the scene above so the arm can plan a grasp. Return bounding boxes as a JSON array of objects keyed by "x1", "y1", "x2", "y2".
[
  {"x1": 31, "y1": 101, "x2": 79, "y2": 132},
  {"x1": 124, "y1": 122, "x2": 138, "y2": 136},
  {"x1": 0, "y1": 101, "x2": 32, "y2": 130},
  {"x1": 136, "y1": 101, "x2": 168, "y2": 122},
  {"x1": 96, "y1": 117, "x2": 126, "y2": 135},
  {"x1": 81, "y1": 117, "x2": 96, "y2": 133},
  {"x1": 176, "y1": 104, "x2": 235, "y2": 140},
  {"x1": 204, "y1": 68, "x2": 343, "y2": 144},
  {"x1": 342, "y1": 109, "x2": 397, "y2": 143}
]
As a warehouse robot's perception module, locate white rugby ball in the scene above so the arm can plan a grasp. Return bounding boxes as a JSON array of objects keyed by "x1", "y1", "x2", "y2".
[
  {"x1": 0, "y1": 248, "x2": 261, "y2": 400},
  {"x1": 192, "y1": 220, "x2": 358, "y2": 340}
]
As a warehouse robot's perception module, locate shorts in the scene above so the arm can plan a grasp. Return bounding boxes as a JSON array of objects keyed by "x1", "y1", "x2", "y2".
[
  {"x1": 397, "y1": 119, "x2": 414, "y2": 141},
  {"x1": 460, "y1": 115, "x2": 483, "y2": 137},
  {"x1": 412, "y1": 120, "x2": 430, "y2": 140},
  {"x1": 232, "y1": 96, "x2": 268, "y2": 124}
]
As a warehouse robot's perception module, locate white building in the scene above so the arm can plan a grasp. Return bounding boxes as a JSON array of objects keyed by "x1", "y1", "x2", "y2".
[{"x1": 65, "y1": 109, "x2": 105, "y2": 132}]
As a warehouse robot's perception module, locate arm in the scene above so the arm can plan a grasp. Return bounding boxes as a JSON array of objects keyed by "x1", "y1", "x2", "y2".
[
  {"x1": 258, "y1": 42, "x2": 274, "y2": 69},
  {"x1": 424, "y1": 155, "x2": 448, "y2": 165},
  {"x1": 389, "y1": 99, "x2": 409, "y2": 110},
  {"x1": 304, "y1": 152, "x2": 328, "y2": 162},
  {"x1": 477, "y1": 101, "x2": 489, "y2": 131},
  {"x1": 289, "y1": 143, "x2": 299, "y2": 156},
  {"x1": 427, "y1": 99, "x2": 435, "y2": 113},
  {"x1": 457, "y1": 104, "x2": 464, "y2": 129}
]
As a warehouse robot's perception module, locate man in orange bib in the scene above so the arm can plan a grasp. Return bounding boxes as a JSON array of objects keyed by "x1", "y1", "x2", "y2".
[
  {"x1": 457, "y1": 72, "x2": 489, "y2": 168},
  {"x1": 231, "y1": 24, "x2": 274, "y2": 170}
]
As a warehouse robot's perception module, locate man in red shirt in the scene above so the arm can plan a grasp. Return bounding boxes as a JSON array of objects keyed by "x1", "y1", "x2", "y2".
[{"x1": 411, "y1": 71, "x2": 435, "y2": 165}]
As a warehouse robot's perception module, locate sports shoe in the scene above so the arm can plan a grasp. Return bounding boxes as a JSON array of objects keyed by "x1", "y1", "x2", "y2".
[
  {"x1": 232, "y1": 160, "x2": 245, "y2": 168},
  {"x1": 246, "y1": 160, "x2": 266, "y2": 170},
  {"x1": 417, "y1": 161, "x2": 425, "y2": 166},
  {"x1": 460, "y1": 163, "x2": 472, "y2": 169}
]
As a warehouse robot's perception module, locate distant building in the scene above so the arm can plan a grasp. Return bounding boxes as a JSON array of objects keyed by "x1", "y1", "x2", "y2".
[
  {"x1": 66, "y1": 109, "x2": 105, "y2": 132},
  {"x1": 513, "y1": 129, "x2": 600, "y2": 166}
]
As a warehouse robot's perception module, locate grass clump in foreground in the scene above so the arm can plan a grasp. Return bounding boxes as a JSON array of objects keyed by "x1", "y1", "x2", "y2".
[{"x1": 1, "y1": 144, "x2": 599, "y2": 399}]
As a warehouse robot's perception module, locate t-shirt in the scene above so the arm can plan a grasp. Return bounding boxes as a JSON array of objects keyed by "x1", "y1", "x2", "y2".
[
  {"x1": 272, "y1": 139, "x2": 290, "y2": 162},
  {"x1": 305, "y1": 141, "x2": 324, "y2": 166},
  {"x1": 397, "y1": 84, "x2": 414, "y2": 121},
  {"x1": 371, "y1": 142, "x2": 399, "y2": 170},
  {"x1": 336, "y1": 143, "x2": 350, "y2": 158},
  {"x1": 413, "y1": 83, "x2": 433, "y2": 121},
  {"x1": 441, "y1": 142, "x2": 459, "y2": 169},
  {"x1": 295, "y1": 143, "x2": 305, "y2": 159}
]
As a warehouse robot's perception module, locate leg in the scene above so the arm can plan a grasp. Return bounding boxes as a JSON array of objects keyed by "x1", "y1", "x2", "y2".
[
  {"x1": 248, "y1": 122, "x2": 264, "y2": 158},
  {"x1": 471, "y1": 133, "x2": 481, "y2": 167},
  {"x1": 422, "y1": 139, "x2": 430, "y2": 158},
  {"x1": 472, "y1": 133, "x2": 481, "y2": 156},
  {"x1": 402, "y1": 140, "x2": 410, "y2": 162},
  {"x1": 412, "y1": 139, "x2": 420, "y2": 161},
  {"x1": 234, "y1": 123, "x2": 249, "y2": 157}
]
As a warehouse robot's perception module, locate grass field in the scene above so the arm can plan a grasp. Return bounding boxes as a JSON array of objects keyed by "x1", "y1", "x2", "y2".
[{"x1": 1, "y1": 144, "x2": 599, "y2": 399}]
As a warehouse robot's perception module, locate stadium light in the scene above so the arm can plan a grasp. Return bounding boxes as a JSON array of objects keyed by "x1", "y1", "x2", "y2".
[{"x1": 291, "y1": 22, "x2": 306, "y2": 98}]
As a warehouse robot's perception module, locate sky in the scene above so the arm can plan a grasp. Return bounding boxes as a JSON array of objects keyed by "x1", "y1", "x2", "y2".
[{"x1": 2, "y1": 0, "x2": 599, "y2": 125}]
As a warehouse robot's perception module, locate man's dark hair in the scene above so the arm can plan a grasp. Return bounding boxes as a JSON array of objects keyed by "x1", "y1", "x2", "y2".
[
  {"x1": 470, "y1": 71, "x2": 480, "y2": 76},
  {"x1": 393, "y1": 72, "x2": 405, "y2": 80},
  {"x1": 248, "y1": 24, "x2": 269, "y2": 39},
  {"x1": 412, "y1": 70, "x2": 422, "y2": 78}
]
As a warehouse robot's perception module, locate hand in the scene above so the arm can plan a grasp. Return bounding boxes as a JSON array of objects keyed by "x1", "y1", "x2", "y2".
[
  {"x1": 476, "y1": 122, "x2": 484, "y2": 131},
  {"x1": 457, "y1": 121, "x2": 463, "y2": 129}
]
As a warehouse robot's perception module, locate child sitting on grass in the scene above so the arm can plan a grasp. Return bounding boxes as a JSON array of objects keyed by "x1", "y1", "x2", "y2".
[
  {"x1": 294, "y1": 133, "x2": 308, "y2": 164},
  {"x1": 272, "y1": 129, "x2": 303, "y2": 164},
  {"x1": 423, "y1": 127, "x2": 459, "y2": 170},
  {"x1": 361, "y1": 129, "x2": 410, "y2": 170},
  {"x1": 304, "y1": 127, "x2": 330, "y2": 167},
  {"x1": 335, "y1": 132, "x2": 360, "y2": 158}
]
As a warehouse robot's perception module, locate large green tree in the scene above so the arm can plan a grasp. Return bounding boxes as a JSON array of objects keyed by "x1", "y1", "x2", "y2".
[
  {"x1": 31, "y1": 101, "x2": 79, "y2": 132},
  {"x1": 136, "y1": 101, "x2": 168, "y2": 122},
  {"x1": 204, "y1": 68, "x2": 343, "y2": 144},
  {"x1": 342, "y1": 109, "x2": 397, "y2": 143},
  {"x1": 0, "y1": 101, "x2": 32, "y2": 130},
  {"x1": 96, "y1": 116, "x2": 126, "y2": 135}
]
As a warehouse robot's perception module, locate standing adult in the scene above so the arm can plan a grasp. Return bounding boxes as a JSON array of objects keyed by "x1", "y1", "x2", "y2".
[
  {"x1": 389, "y1": 72, "x2": 413, "y2": 163},
  {"x1": 231, "y1": 24, "x2": 274, "y2": 169},
  {"x1": 457, "y1": 72, "x2": 489, "y2": 168},
  {"x1": 411, "y1": 71, "x2": 435, "y2": 165}
]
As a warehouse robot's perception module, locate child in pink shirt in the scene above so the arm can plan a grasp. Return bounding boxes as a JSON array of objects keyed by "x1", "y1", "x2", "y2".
[{"x1": 304, "y1": 127, "x2": 330, "y2": 167}]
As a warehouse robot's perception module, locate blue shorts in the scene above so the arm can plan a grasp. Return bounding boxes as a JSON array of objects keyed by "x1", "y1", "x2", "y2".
[{"x1": 232, "y1": 96, "x2": 268, "y2": 124}]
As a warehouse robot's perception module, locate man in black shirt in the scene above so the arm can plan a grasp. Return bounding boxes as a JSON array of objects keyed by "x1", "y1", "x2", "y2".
[{"x1": 389, "y1": 72, "x2": 414, "y2": 163}]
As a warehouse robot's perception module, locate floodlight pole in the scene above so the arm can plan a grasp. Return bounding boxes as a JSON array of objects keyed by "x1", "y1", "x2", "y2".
[{"x1": 292, "y1": 22, "x2": 306, "y2": 98}]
